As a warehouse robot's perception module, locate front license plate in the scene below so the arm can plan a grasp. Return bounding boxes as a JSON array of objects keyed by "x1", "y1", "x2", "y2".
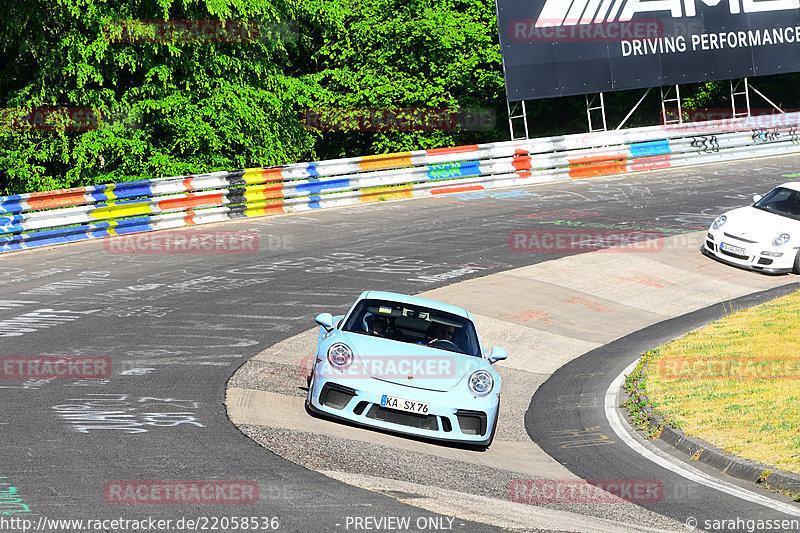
[
  {"x1": 720, "y1": 242, "x2": 747, "y2": 255},
  {"x1": 380, "y1": 394, "x2": 430, "y2": 414}
]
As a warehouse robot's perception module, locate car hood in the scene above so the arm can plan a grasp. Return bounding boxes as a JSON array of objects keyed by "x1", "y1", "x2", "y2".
[
  {"x1": 337, "y1": 331, "x2": 489, "y2": 392},
  {"x1": 718, "y1": 206, "x2": 800, "y2": 243}
]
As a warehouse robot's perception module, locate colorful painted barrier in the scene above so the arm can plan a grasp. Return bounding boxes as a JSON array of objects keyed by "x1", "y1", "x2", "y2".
[{"x1": 2, "y1": 112, "x2": 800, "y2": 253}]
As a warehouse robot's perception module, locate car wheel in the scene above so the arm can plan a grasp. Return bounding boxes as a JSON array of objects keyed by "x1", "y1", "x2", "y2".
[{"x1": 794, "y1": 250, "x2": 800, "y2": 275}]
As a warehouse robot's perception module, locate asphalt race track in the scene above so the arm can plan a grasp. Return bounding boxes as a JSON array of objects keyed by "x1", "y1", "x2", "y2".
[
  {"x1": 527, "y1": 285, "x2": 800, "y2": 528},
  {"x1": 2, "y1": 154, "x2": 800, "y2": 532}
]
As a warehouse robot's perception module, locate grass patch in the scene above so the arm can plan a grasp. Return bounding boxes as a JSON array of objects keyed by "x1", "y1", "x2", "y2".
[{"x1": 639, "y1": 289, "x2": 800, "y2": 475}]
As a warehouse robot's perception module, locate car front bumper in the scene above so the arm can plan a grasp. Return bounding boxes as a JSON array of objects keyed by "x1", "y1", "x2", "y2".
[
  {"x1": 308, "y1": 373, "x2": 499, "y2": 446},
  {"x1": 702, "y1": 231, "x2": 796, "y2": 274}
]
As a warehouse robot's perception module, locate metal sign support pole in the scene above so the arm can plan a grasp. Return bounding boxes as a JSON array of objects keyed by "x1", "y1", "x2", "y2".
[
  {"x1": 660, "y1": 85, "x2": 683, "y2": 125},
  {"x1": 507, "y1": 99, "x2": 531, "y2": 140},
  {"x1": 749, "y1": 80, "x2": 786, "y2": 114},
  {"x1": 586, "y1": 93, "x2": 607, "y2": 133},
  {"x1": 732, "y1": 77, "x2": 786, "y2": 116},
  {"x1": 615, "y1": 88, "x2": 652, "y2": 130},
  {"x1": 731, "y1": 78, "x2": 752, "y2": 118}
]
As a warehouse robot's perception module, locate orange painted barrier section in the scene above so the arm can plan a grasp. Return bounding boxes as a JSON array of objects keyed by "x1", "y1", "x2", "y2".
[
  {"x1": 27, "y1": 191, "x2": 88, "y2": 210},
  {"x1": 426, "y1": 146, "x2": 479, "y2": 156},
  {"x1": 158, "y1": 192, "x2": 225, "y2": 211},
  {"x1": 568, "y1": 154, "x2": 628, "y2": 179},
  {"x1": 430, "y1": 184, "x2": 484, "y2": 195}
]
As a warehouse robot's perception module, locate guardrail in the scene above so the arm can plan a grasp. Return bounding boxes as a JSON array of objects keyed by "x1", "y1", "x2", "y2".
[{"x1": 2, "y1": 113, "x2": 800, "y2": 253}]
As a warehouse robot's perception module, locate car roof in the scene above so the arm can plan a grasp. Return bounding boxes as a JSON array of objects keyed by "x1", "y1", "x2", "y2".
[
  {"x1": 358, "y1": 291, "x2": 471, "y2": 319},
  {"x1": 777, "y1": 182, "x2": 800, "y2": 192}
]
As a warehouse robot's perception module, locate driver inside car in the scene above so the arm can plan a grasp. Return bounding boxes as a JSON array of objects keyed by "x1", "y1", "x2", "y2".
[
  {"x1": 364, "y1": 314, "x2": 389, "y2": 337},
  {"x1": 426, "y1": 322, "x2": 455, "y2": 344}
]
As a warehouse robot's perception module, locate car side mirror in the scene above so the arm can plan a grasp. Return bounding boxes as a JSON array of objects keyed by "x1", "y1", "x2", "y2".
[
  {"x1": 753, "y1": 194, "x2": 763, "y2": 203},
  {"x1": 315, "y1": 313, "x2": 334, "y2": 332},
  {"x1": 489, "y1": 346, "x2": 507, "y2": 363}
]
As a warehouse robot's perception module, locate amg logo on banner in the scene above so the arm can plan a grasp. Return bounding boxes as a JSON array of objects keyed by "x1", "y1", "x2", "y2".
[{"x1": 536, "y1": 0, "x2": 800, "y2": 27}]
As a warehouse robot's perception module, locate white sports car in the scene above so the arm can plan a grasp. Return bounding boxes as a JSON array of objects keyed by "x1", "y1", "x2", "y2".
[{"x1": 702, "y1": 182, "x2": 800, "y2": 274}]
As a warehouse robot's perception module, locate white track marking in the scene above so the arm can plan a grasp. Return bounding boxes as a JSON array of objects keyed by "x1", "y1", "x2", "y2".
[{"x1": 606, "y1": 359, "x2": 800, "y2": 517}]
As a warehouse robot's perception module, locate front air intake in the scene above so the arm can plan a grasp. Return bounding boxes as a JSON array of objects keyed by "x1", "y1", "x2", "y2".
[
  {"x1": 319, "y1": 383, "x2": 356, "y2": 410},
  {"x1": 455, "y1": 410, "x2": 487, "y2": 436}
]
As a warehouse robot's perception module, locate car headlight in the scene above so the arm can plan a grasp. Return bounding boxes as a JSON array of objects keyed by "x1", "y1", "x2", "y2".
[
  {"x1": 327, "y1": 343, "x2": 353, "y2": 370},
  {"x1": 712, "y1": 215, "x2": 727, "y2": 230},
  {"x1": 468, "y1": 370, "x2": 494, "y2": 397},
  {"x1": 772, "y1": 233, "x2": 791, "y2": 247}
]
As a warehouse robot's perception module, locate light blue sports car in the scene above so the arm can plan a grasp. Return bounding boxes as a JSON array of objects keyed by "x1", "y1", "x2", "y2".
[{"x1": 307, "y1": 291, "x2": 506, "y2": 447}]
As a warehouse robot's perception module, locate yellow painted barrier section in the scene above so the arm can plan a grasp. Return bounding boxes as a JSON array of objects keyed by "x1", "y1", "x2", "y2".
[
  {"x1": 243, "y1": 183, "x2": 284, "y2": 204},
  {"x1": 90, "y1": 200, "x2": 153, "y2": 221}
]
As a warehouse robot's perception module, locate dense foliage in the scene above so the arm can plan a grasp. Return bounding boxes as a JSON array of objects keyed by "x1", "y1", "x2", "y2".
[
  {"x1": 1, "y1": 0, "x2": 799, "y2": 195},
  {"x1": 0, "y1": 0, "x2": 505, "y2": 195}
]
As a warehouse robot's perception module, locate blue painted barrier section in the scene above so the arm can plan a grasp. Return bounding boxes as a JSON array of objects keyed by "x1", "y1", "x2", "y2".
[{"x1": 630, "y1": 140, "x2": 671, "y2": 158}]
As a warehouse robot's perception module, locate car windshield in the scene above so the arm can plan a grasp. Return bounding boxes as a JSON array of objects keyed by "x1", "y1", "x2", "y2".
[
  {"x1": 341, "y1": 299, "x2": 481, "y2": 357},
  {"x1": 753, "y1": 187, "x2": 800, "y2": 221}
]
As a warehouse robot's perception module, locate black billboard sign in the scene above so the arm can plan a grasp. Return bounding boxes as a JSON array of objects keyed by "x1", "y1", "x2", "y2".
[{"x1": 496, "y1": 0, "x2": 800, "y2": 101}]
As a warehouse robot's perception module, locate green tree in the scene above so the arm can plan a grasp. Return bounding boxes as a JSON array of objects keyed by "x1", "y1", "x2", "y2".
[
  {"x1": 0, "y1": 0, "x2": 506, "y2": 196},
  {"x1": 0, "y1": 0, "x2": 318, "y2": 195},
  {"x1": 295, "y1": 0, "x2": 505, "y2": 158}
]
